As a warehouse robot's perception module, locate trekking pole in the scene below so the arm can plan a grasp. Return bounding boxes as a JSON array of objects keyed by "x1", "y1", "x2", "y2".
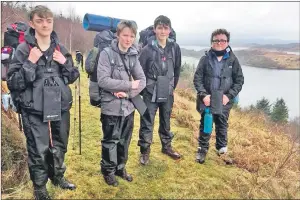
[
  {"x1": 18, "y1": 113, "x2": 22, "y2": 132},
  {"x1": 81, "y1": 56, "x2": 84, "y2": 71},
  {"x1": 48, "y1": 121, "x2": 54, "y2": 148},
  {"x1": 48, "y1": 121, "x2": 57, "y2": 176},
  {"x1": 73, "y1": 80, "x2": 77, "y2": 150},
  {"x1": 78, "y1": 73, "x2": 82, "y2": 155}
]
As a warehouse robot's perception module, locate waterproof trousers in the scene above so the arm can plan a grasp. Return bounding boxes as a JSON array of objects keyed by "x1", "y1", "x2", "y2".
[
  {"x1": 198, "y1": 102, "x2": 233, "y2": 151},
  {"x1": 21, "y1": 109, "x2": 70, "y2": 187},
  {"x1": 100, "y1": 112, "x2": 134, "y2": 175},
  {"x1": 138, "y1": 91, "x2": 174, "y2": 153}
]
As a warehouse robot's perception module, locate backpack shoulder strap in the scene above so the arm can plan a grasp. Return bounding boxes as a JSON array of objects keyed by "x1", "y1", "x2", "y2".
[
  {"x1": 55, "y1": 44, "x2": 61, "y2": 52},
  {"x1": 103, "y1": 47, "x2": 115, "y2": 66},
  {"x1": 152, "y1": 49, "x2": 156, "y2": 62},
  {"x1": 172, "y1": 44, "x2": 176, "y2": 67},
  {"x1": 103, "y1": 47, "x2": 116, "y2": 77}
]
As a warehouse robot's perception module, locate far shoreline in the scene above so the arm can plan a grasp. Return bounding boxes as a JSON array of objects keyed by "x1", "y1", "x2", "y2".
[{"x1": 181, "y1": 48, "x2": 300, "y2": 71}]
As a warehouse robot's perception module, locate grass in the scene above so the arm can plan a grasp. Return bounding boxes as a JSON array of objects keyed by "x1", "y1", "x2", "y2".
[
  {"x1": 1, "y1": 71, "x2": 300, "y2": 199},
  {"x1": 1, "y1": 83, "x2": 29, "y2": 197}
]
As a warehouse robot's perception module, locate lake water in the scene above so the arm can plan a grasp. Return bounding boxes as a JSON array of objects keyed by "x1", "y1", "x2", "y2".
[{"x1": 182, "y1": 55, "x2": 300, "y2": 120}]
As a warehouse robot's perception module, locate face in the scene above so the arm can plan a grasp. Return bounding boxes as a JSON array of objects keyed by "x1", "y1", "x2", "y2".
[
  {"x1": 211, "y1": 34, "x2": 228, "y2": 51},
  {"x1": 118, "y1": 27, "x2": 135, "y2": 50},
  {"x1": 30, "y1": 14, "x2": 53, "y2": 37},
  {"x1": 154, "y1": 24, "x2": 171, "y2": 42}
]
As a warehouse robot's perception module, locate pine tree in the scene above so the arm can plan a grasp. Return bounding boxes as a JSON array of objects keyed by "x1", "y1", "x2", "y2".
[
  {"x1": 271, "y1": 98, "x2": 289, "y2": 123},
  {"x1": 255, "y1": 97, "x2": 271, "y2": 116}
]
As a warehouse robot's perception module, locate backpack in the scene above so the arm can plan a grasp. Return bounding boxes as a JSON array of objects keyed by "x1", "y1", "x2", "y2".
[
  {"x1": 138, "y1": 25, "x2": 176, "y2": 48},
  {"x1": 4, "y1": 21, "x2": 61, "y2": 114},
  {"x1": 1, "y1": 22, "x2": 29, "y2": 81},
  {"x1": 85, "y1": 30, "x2": 116, "y2": 107}
]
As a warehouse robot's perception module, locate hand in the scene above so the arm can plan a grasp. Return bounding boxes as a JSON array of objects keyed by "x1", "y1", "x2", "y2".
[
  {"x1": 223, "y1": 95, "x2": 229, "y2": 105},
  {"x1": 53, "y1": 50, "x2": 66, "y2": 65},
  {"x1": 113, "y1": 92, "x2": 127, "y2": 98},
  {"x1": 131, "y1": 80, "x2": 140, "y2": 89},
  {"x1": 203, "y1": 95, "x2": 211, "y2": 107},
  {"x1": 28, "y1": 47, "x2": 42, "y2": 64}
]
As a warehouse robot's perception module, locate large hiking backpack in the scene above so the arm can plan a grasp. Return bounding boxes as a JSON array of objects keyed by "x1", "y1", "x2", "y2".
[
  {"x1": 1, "y1": 22, "x2": 29, "y2": 81},
  {"x1": 138, "y1": 25, "x2": 176, "y2": 48},
  {"x1": 85, "y1": 30, "x2": 116, "y2": 107}
]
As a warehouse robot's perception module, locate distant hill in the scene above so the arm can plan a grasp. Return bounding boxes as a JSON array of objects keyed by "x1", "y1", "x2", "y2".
[
  {"x1": 181, "y1": 48, "x2": 300, "y2": 70},
  {"x1": 176, "y1": 33, "x2": 299, "y2": 47},
  {"x1": 250, "y1": 43, "x2": 300, "y2": 52}
]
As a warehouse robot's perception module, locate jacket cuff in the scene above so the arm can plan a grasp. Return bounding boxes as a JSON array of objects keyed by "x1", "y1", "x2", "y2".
[
  {"x1": 24, "y1": 59, "x2": 37, "y2": 70},
  {"x1": 225, "y1": 93, "x2": 233, "y2": 100},
  {"x1": 199, "y1": 93, "x2": 207, "y2": 101}
]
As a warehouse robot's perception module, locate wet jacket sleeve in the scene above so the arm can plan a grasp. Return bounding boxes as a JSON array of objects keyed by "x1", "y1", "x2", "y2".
[
  {"x1": 59, "y1": 45, "x2": 79, "y2": 84},
  {"x1": 128, "y1": 58, "x2": 146, "y2": 98},
  {"x1": 97, "y1": 50, "x2": 132, "y2": 92},
  {"x1": 7, "y1": 43, "x2": 36, "y2": 87},
  {"x1": 193, "y1": 56, "x2": 208, "y2": 100},
  {"x1": 224, "y1": 57, "x2": 244, "y2": 100},
  {"x1": 174, "y1": 43, "x2": 182, "y2": 89}
]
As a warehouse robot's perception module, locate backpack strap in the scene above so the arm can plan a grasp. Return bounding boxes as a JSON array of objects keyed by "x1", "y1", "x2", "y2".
[
  {"x1": 55, "y1": 44, "x2": 60, "y2": 52},
  {"x1": 103, "y1": 47, "x2": 116, "y2": 77},
  {"x1": 171, "y1": 45, "x2": 176, "y2": 67}
]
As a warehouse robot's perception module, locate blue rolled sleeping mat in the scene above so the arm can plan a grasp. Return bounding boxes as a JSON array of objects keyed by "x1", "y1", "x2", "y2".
[{"x1": 83, "y1": 13, "x2": 137, "y2": 32}]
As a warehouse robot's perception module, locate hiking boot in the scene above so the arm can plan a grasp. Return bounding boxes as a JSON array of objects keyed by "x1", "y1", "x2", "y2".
[
  {"x1": 218, "y1": 146, "x2": 228, "y2": 155},
  {"x1": 103, "y1": 174, "x2": 119, "y2": 187},
  {"x1": 196, "y1": 147, "x2": 207, "y2": 164},
  {"x1": 115, "y1": 168, "x2": 133, "y2": 182},
  {"x1": 219, "y1": 153, "x2": 234, "y2": 165},
  {"x1": 162, "y1": 147, "x2": 182, "y2": 160},
  {"x1": 52, "y1": 177, "x2": 76, "y2": 190},
  {"x1": 34, "y1": 186, "x2": 51, "y2": 200},
  {"x1": 140, "y1": 147, "x2": 150, "y2": 165}
]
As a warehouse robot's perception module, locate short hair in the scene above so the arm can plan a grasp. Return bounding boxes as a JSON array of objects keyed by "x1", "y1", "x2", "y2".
[
  {"x1": 154, "y1": 15, "x2": 172, "y2": 29},
  {"x1": 211, "y1": 28, "x2": 230, "y2": 43},
  {"x1": 116, "y1": 20, "x2": 138, "y2": 37},
  {"x1": 29, "y1": 5, "x2": 54, "y2": 21}
]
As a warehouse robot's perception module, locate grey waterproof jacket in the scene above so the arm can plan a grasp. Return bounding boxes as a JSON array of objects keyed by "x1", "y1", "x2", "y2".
[{"x1": 97, "y1": 39, "x2": 146, "y2": 116}]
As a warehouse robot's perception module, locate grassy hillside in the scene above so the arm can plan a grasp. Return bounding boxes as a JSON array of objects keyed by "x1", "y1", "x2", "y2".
[
  {"x1": 1, "y1": 82, "x2": 29, "y2": 198},
  {"x1": 2, "y1": 72, "x2": 300, "y2": 199}
]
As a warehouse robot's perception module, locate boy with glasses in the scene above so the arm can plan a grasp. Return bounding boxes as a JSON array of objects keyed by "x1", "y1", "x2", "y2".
[{"x1": 193, "y1": 28, "x2": 244, "y2": 164}]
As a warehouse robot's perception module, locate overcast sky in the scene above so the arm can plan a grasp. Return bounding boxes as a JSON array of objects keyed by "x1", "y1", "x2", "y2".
[{"x1": 33, "y1": 1, "x2": 299, "y2": 45}]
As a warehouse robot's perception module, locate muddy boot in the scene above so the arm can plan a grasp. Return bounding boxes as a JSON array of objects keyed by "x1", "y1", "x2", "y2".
[
  {"x1": 103, "y1": 173, "x2": 119, "y2": 187},
  {"x1": 116, "y1": 168, "x2": 133, "y2": 182},
  {"x1": 162, "y1": 147, "x2": 182, "y2": 160},
  {"x1": 140, "y1": 147, "x2": 151, "y2": 165},
  {"x1": 34, "y1": 185, "x2": 51, "y2": 200},
  {"x1": 196, "y1": 147, "x2": 208, "y2": 164},
  {"x1": 52, "y1": 177, "x2": 76, "y2": 190}
]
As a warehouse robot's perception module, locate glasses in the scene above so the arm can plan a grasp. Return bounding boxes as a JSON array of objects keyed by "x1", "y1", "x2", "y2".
[{"x1": 212, "y1": 39, "x2": 227, "y2": 44}]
